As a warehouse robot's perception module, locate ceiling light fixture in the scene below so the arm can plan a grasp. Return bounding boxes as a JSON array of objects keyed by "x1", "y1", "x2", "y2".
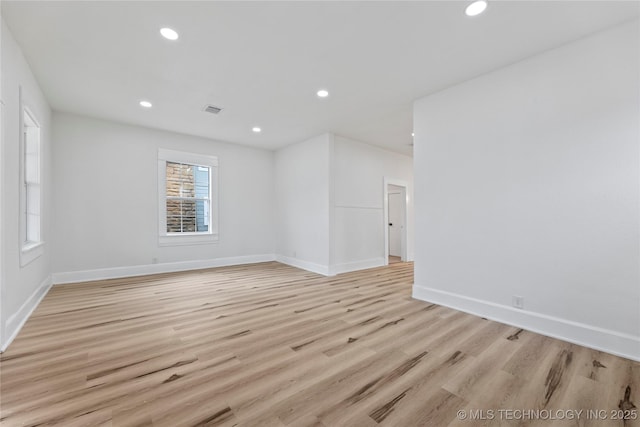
[
  {"x1": 139, "y1": 100, "x2": 153, "y2": 108},
  {"x1": 252, "y1": 127, "x2": 262, "y2": 133},
  {"x1": 317, "y1": 89, "x2": 329, "y2": 98},
  {"x1": 160, "y1": 27, "x2": 179, "y2": 40},
  {"x1": 465, "y1": 0, "x2": 488, "y2": 16}
]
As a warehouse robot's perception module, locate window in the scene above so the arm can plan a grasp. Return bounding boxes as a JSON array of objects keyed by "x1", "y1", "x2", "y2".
[
  {"x1": 20, "y1": 106, "x2": 43, "y2": 265},
  {"x1": 158, "y1": 149, "x2": 218, "y2": 245},
  {"x1": 166, "y1": 162, "x2": 210, "y2": 233}
]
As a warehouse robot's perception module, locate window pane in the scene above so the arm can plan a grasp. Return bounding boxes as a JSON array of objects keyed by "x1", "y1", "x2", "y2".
[
  {"x1": 166, "y1": 199, "x2": 197, "y2": 233},
  {"x1": 196, "y1": 199, "x2": 209, "y2": 232},
  {"x1": 26, "y1": 184, "x2": 40, "y2": 215},
  {"x1": 23, "y1": 114, "x2": 41, "y2": 246},
  {"x1": 27, "y1": 213, "x2": 40, "y2": 242},
  {"x1": 166, "y1": 162, "x2": 195, "y2": 198},
  {"x1": 166, "y1": 199, "x2": 182, "y2": 233},
  {"x1": 25, "y1": 127, "x2": 39, "y2": 151},
  {"x1": 181, "y1": 199, "x2": 197, "y2": 232},
  {"x1": 26, "y1": 185, "x2": 41, "y2": 242},
  {"x1": 195, "y1": 166, "x2": 209, "y2": 200},
  {"x1": 25, "y1": 151, "x2": 39, "y2": 184}
]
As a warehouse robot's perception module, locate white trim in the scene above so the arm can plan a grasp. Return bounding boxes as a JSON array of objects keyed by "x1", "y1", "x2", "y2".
[
  {"x1": 158, "y1": 148, "x2": 218, "y2": 167},
  {"x1": 275, "y1": 255, "x2": 332, "y2": 276},
  {"x1": 412, "y1": 284, "x2": 640, "y2": 362},
  {"x1": 383, "y1": 178, "x2": 409, "y2": 264},
  {"x1": 1, "y1": 275, "x2": 52, "y2": 353},
  {"x1": 52, "y1": 254, "x2": 276, "y2": 285},
  {"x1": 158, "y1": 234, "x2": 218, "y2": 246},
  {"x1": 328, "y1": 133, "x2": 336, "y2": 278},
  {"x1": 329, "y1": 257, "x2": 386, "y2": 275},
  {"x1": 158, "y1": 148, "x2": 219, "y2": 244},
  {"x1": 0, "y1": 99, "x2": 4, "y2": 349},
  {"x1": 20, "y1": 240, "x2": 44, "y2": 266}
]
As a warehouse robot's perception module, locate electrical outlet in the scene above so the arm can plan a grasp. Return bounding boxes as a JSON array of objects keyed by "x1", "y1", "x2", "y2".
[{"x1": 512, "y1": 295, "x2": 524, "y2": 309}]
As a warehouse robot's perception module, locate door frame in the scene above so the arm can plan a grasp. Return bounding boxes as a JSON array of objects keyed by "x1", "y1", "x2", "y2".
[
  {"x1": 0, "y1": 98, "x2": 5, "y2": 350},
  {"x1": 383, "y1": 177, "x2": 409, "y2": 265}
]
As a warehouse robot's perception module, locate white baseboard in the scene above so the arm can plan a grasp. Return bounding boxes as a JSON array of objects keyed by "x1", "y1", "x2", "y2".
[
  {"x1": 52, "y1": 254, "x2": 277, "y2": 285},
  {"x1": 330, "y1": 257, "x2": 385, "y2": 275},
  {"x1": 2, "y1": 275, "x2": 52, "y2": 352},
  {"x1": 275, "y1": 255, "x2": 332, "y2": 276},
  {"x1": 412, "y1": 285, "x2": 640, "y2": 362},
  {"x1": 275, "y1": 256, "x2": 386, "y2": 276}
]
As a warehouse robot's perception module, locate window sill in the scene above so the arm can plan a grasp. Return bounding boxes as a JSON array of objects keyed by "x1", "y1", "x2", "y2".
[
  {"x1": 20, "y1": 241, "x2": 44, "y2": 267},
  {"x1": 158, "y1": 233, "x2": 219, "y2": 247}
]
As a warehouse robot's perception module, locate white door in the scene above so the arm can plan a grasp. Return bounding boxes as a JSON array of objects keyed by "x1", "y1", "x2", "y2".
[{"x1": 388, "y1": 192, "x2": 403, "y2": 257}]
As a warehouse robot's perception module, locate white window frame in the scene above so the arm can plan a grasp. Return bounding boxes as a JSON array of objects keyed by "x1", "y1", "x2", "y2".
[
  {"x1": 19, "y1": 104, "x2": 44, "y2": 266},
  {"x1": 158, "y1": 148, "x2": 219, "y2": 246}
]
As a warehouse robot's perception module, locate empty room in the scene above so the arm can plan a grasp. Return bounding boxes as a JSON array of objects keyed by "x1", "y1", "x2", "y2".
[{"x1": 0, "y1": 1, "x2": 638, "y2": 426}]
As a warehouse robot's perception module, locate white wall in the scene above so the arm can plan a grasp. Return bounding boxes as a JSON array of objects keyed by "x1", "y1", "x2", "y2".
[
  {"x1": 1, "y1": 19, "x2": 53, "y2": 350},
  {"x1": 52, "y1": 113, "x2": 275, "y2": 282},
  {"x1": 413, "y1": 21, "x2": 640, "y2": 360},
  {"x1": 274, "y1": 133, "x2": 414, "y2": 276},
  {"x1": 274, "y1": 133, "x2": 331, "y2": 275},
  {"x1": 332, "y1": 136, "x2": 414, "y2": 273}
]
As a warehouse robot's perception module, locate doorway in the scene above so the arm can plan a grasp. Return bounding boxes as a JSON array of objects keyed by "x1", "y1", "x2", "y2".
[{"x1": 383, "y1": 178, "x2": 408, "y2": 265}]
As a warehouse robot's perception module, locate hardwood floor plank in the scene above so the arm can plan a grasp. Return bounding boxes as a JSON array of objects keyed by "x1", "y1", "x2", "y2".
[{"x1": 0, "y1": 261, "x2": 637, "y2": 426}]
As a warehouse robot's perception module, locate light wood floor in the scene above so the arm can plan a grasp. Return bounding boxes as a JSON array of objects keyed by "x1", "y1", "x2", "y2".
[
  {"x1": 0, "y1": 262, "x2": 638, "y2": 426},
  {"x1": 388, "y1": 256, "x2": 402, "y2": 265}
]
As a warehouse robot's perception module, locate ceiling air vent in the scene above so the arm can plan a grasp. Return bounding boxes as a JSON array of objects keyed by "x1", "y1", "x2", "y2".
[{"x1": 203, "y1": 105, "x2": 223, "y2": 115}]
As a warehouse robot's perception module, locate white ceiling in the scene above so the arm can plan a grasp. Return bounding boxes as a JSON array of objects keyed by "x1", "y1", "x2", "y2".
[{"x1": 2, "y1": 1, "x2": 638, "y2": 156}]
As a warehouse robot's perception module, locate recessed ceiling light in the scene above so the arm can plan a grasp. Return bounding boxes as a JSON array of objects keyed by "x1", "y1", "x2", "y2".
[
  {"x1": 252, "y1": 127, "x2": 262, "y2": 133},
  {"x1": 160, "y1": 27, "x2": 179, "y2": 41},
  {"x1": 139, "y1": 100, "x2": 152, "y2": 108},
  {"x1": 317, "y1": 89, "x2": 329, "y2": 98},
  {"x1": 411, "y1": 132, "x2": 415, "y2": 137},
  {"x1": 465, "y1": 0, "x2": 488, "y2": 16}
]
